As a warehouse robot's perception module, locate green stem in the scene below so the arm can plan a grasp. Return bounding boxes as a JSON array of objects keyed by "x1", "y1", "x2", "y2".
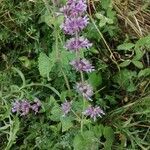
[
  {"x1": 43, "y1": 0, "x2": 71, "y2": 92},
  {"x1": 75, "y1": 32, "x2": 85, "y2": 133},
  {"x1": 80, "y1": 98, "x2": 86, "y2": 133},
  {"x1": 71, "y1": 109, "x2": 81, "y2": 121},
  {"x1": 19, "y1": 83, "x2": 61, "y2": 97},
  {"x1": 55, "y1": 30, "x2": 71, "y2": 92}
]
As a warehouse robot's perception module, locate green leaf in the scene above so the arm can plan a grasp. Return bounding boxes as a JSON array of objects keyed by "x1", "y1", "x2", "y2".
[
  {"x1": 113, "y1": 69, "x2": 137, "y2": 92},
  {"x1": 106, "y1": 18, "x2": 113, "y2": 24},
  {"x1": 73, "y1": 131, "x2": 98, "y2": 150},
  {"x1": 99, "y1": 19, "x2": 107, "y2": 27},
  {"x1": 50, "y1": 105, "x2": 61, "y2": 121},
  {"x1": 6, "y1": 117, "x2": 20, "y2": 150},
  {"x1": 88, "y1": 72, "x2": 102, "y2": 88},
  {"x1": 92, "y1": 125, "x2": 104, "y2": 138},
  {"x1": 95, "y1": 13, "x2": 103, "y2": 19},
  {"x1": 132, "y1": 60, "x2": 143, "y2": 69},
  {"x1": 19, "y1": 56, "x2": 31, "y2": 68},
  {"x1": 101, "y1": 0, "x2": 111, "y2": 10},
  {"x1": 117, "y1": 43, "x2": 135, "y2": 51},
  {"x1": 135, "y1": 35, "x2": 150, "y2": 50},
  {"x1": 127, "y1": 81, "x2": 136, "y2": 92},
  {"x1": 61, "y1": 117, "x2": 73, "y2": 132},
  {"x1": 132, "y1": 49, "x2": 144, "y2": 61},
  {"x1": 138, "y1": 68, "x2": 150, "y2": 78},
  {"x1": 38, "y1": 10, "x2": 53, "y2": 27},
  {"x1": 119, "y1": 60, "x2": 131, "y2": 67},
  {"x1": 73, "y1": 133, "x2": 84, "y2": 150},
  {"x1": 61, "y1": 49, "x2": 76, "y2": 67},
  {"x1": 12, "y1": 67, "x2": 26, "y2": 87},
  {"x1": 38, "y1": 52, "x2": 55, "y2": 78},
  {"x1": 103, "y1": 126, "x2": 114, "y2": 150}
]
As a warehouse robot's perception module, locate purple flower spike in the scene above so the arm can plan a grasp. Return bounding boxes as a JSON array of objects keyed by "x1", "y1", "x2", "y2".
[
  {"x1": 61, "y1": 16, "x2": 89, "y2": 35},
  {"x1": 20, "y1": 100, "x2": 31, "y2": 116},
  {"x1": 76, "y1": 82, "x2": 93, "y2": 100},
  {"x1": 83, "y1": 106, "x2": 105, "y2": 121},
  {"x1": 12, "y1": 101, "x2": 21, "y2": 113},
  {"x1": 31, "y1": 98, "x2": 41, "y2": 114},
  {"x1": 66, "y1": 37, "x2": 92, "y2": 51},
  {"x1": 60, "y1": 0, "x2": 87, "y2": 17},
  {"x1": 70, "y1": 58, "x2": 94, "y2": 72},
  {"x1": 61, "y1": 101, "x2": 71, "y2": 116}
]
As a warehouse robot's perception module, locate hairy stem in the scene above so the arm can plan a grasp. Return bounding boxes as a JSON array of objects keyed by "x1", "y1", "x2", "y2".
[{"x1": 43, "y1": 0, "x2": 71, "y2": 92}]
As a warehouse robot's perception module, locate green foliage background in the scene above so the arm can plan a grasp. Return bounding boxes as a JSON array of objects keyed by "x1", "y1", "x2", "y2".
[{"x1": 0, "y1": 0, "x2": 150, "y2": 149}]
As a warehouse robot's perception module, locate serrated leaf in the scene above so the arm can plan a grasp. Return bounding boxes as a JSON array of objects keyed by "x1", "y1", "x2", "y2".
[
  {"x1": 117, "y1": 43, "x2": 135, "y2": 51},
  {"x1": 73, "y1": 133, "x2": 84, "y2": 150},
  {"x1": 132, "y1": 60, "x2": 143, "y2": 69},
  {"x1": 61, "y1": 117, "x2": 73, "y2": 132},
  {"x1": 50, "y1": 105, "x2": 61, "y2": 121},
  {"x1": 138, "y1": 68, "x2": 150, "y2": 78},
  {"x1": 38, "y1": 52, "x2": 55, "y2": 78},
  {"x1": 93, "y1": 125, "x2": 104, "y2": 138},
  {"x1": 119, "y1": 60, "x2": 131, "y2": 67},
  {"x1": 73, "y1": 131, "x2": 98, "y2": 150}
]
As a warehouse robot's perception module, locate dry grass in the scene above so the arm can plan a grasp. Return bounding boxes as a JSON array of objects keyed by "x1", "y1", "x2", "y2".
[{"x1": 112, "y1": 0, "x2": 150, "y2": 37}]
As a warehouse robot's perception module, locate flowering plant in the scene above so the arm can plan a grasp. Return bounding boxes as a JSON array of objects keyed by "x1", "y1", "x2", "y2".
[
  {"x1": 60, "y1": 0, "x2": 105, "y2": 123},
  {"x1": 2, "y1": 0, "x2": 148, "y2": 149}
]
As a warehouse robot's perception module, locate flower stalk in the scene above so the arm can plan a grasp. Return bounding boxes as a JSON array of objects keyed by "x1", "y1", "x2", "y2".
[{"x1": 60, "y1": 0, "x2": 105, "y2": 132}]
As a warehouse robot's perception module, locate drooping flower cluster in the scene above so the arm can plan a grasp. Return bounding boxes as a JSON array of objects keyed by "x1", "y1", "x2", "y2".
[
  {"x1": 12, "y1": 98, "x2": 41, "y2": 116},
  {"x1": 83, "y1": 106, "x2": 105, "y2": 121},
  {"x1": 61, "y1": 101, "x2": 71, "y2": 116},
  {"x1": 60, "y1": 0, "x2": 104, "y2": 120}
]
